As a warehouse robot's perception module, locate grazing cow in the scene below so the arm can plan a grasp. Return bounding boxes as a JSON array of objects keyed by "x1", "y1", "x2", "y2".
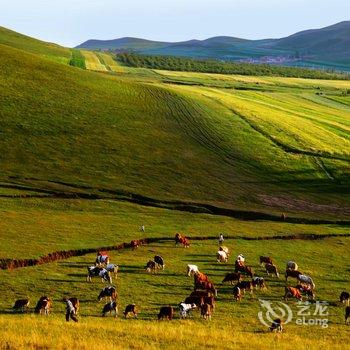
[
  {"x1": 102, "y1": 301, "x2": 118, "y2": 317},
  {"x1": 184, "y1": 296, "x2": 204, "y2": 307},
  {"x1": 189, "y1": 291, "x2": 215, "y2": 308},
  {"x1": 158, "y1": 306, "x2": 174, "y2": 320},
  {"x1": 217, "y1": 250, "x2": 228, "y2": 263},
  {"x1": 286, "y1": 261, "x2": 298, "y2": 271},
  {"x1": 106, "y1": 263, "x2": 118, "y2": 277},
  {"x1": 175, "y1": 233, "x2": 183, "y2": 245},
  {"x1": 154, "y1": 255, "x2": 165, "y2": 269},
  {"x1": 345, "y1": 306, "x2": 350, "y2": 324},
  {"x1": 235, "y1": 261, "x2": 254, "y2": 278},
  {"x1": 194, "y1": 272, "x2": 210, "y2": 286},
  {"x1": 95, "y1": 252, "x2": 109, "y2": 266},
  {"x1": 219, "y1": 246, "x2": 230, "y2": 257},
  {"x1": 340, "y1": 292, "x2": 350, "y2": 306},
  {"x1": 34, "y1": 296, "x2": 52, "y2": 315},
  {"x1": 270, "y1": 318, "x2": 283, "y2": 333},
  {"x1": 260, "y1": 256, "x2": 273, "y2": 266},
  {"x1": 297, "y1": 275, "x2": 315, "y2": 290},
  {"x1": 285, "y1": 269, "x2": 302, "y2": 281},
  {"x1": 124, "y1": 304, "x2": 138, "y2": 318},
  {"x1": 235, "y1": 281, "x2": 253, "y2": 294},
  {"x1": 252, "y1": 277, "x2": 267, "y2": 290},
  {"x1": 64, "y1": 297, "x2": 79, "y2": 322},
  {"x1": 195, "y1": 281, "x2": 217, "y2": 297},
  {"x1": 98, "y1": 286, "x2": 117, "y2": 302},
  {"x1": 284, "y1": 286, "x2": 302, "y2": 301},
  {"x1": 233, "y1": 286, "x2": 242, "y2": 301},
  {"x1": 179, "y1": 303, "x2": 197, "y2": 318},
  {"x1": 87, "y1": 266, "x2": 112, "y2": 283},
  {"x1": 68, "y1": 297, "x2": 80, "y2": 314},
  {"x1": 146, "y1": 260, "x2": 157, "y2": 273},
  {"x1": 187, "y1": 264, "x2": 199, "y2": 277},
  {"x1": 13, "y1": 299, "x2": 30, "y2": 312},
  {"x1": 130, "y1": 240, "x2": 139, "y2": 250},
  {"x1": 296, "y1": 284, "x2": 315, "y2": 301},
  {"x1": 201, "y1": 303, "x2": 213, "y2": 320},
  {"x1": 265, "y1": 263, "x2": 279, "y2": 278},
  {"x1": 222, "y1": 272, "x2": 242, "y2": 285}
]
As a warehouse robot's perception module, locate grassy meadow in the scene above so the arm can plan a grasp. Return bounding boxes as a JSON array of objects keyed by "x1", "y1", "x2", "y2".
[{"x1": 0, "y1": 26, "x2": 349, "y2": 349}]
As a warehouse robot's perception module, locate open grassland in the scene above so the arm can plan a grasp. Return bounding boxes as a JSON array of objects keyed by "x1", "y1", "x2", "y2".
[
  {"x1": 0, "y1": 233, "x2": 349, "y2": 349},
  {"x1": 1, "y1": 36, "x2": 350, "y2": 219},
  {"x1": 0, "y1": 198, "x2": 348, "y2": 259}
]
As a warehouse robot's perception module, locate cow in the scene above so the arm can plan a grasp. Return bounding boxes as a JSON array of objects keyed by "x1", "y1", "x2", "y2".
[
  {"x1": 158, "y1": 306, "x2": 174, "y2": 320},
  {"x1": 219, "y1": 246, "x2": 230, "y2": 257},
  {"x1": 222, "y1": 272, "x2": 242, "y2": 285},
  {"x1": 175, "y1": 233, "x2": 184, "y2": 245},
  {"x1": 13, "y1": 299, "x2": 30, "y2": 312},
  {"x1": 340, "y1": 292, "x2": 350, "y2": 306},
  {"x1": 194, "y1": 272, "x2": 210, "y2": 285},
  {"x1": 106, "y1": 263, "x2": 118, "y2": 277},
  {"x1": 265, "y1": 263, "x2": 279, "y2": 278},
  {"x1": 297, "y1": 275, "x2": 315, "y2": 290},
  {"x1": 235, "y1": 281, "x2": 253, "y2": 294},
  {"x1": 286, "y1": 261, "x2": 298, "y2": 271},
  {"x1": 102, "y1": 301, "x2": 118, "y2": 317},
  {"x1": 345, "y1": 306, "x2": 350, "y2": 324},
  {"x1": 195, "y1": 281, "x2": 217, "y2": 297},
  {"x1": 154, "y1": 255, "x2": 165, "y2": 269},
  {"x1": 130, "y1": 240, "x2": 139, "y2": 250},
  {"x1": 217, "y1": 250, "x2": 228, "y2": 263},
  {"x1": 98, "y1": 286, "x2": 117, "y2": 302},
  {"x1": 34, "y1": 296, "x2": 52, "y2": 315},
  {"x1": 259, "y1": 256, "x2": 273, "y2": 266},
  {"x1": 237, "y1": 254, "x2": 245, "y2": 263},
  {"x1": 296, "y1": 284, "x2": 315, "y2": 301},
  {"x1": 87, "y1": 266, "x2": 112, "y2": 283},
  {"x1": 95, "y1": 252, "x2": 109, "y2": 266},
  {"x1": 146, "y1": 260, "x2": 157, "y2": 273},
  {"x1": 189, "y1": 291, "x2": 215, "y2": 309},
  {"x1": 235, "y1": 261, "x2": 254, "y2": 278},
  {"x1": 284, "y1": 286, "x2": 302, "y2": 301},
  {"x1": 68, "y1": 297, "x2": 80, "y2": 315},
  {"x1": 123, "y1": 304, "x2": 138, "y2": 318},
  {"x1": 187, "y1": 264, "x2": 199, "y2": 277},
  {"x1": 233, "y1": 286, "x2": 242, "y2": 301},
  {"x1": 285, "y1": 269, "x2": 302, "y2": 282},
  {"x1": 179, "y1": 303, "x2": 197, "y2": 318},
  {"x1": 270, "y1": 318, "x2": 283, "y2": 332},
  {"x1": 184, "y1": 296, "x2": 204, "y2": 307},
  {"x1": 201, "y1": 303, "x2": 213, "y2": 320},
  {"x1": 252, "y1": 277, "x2": 267, "y2": 290}
]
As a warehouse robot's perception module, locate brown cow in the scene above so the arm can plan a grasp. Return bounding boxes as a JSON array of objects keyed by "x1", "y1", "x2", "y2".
[
  {"x1": 195, "y1": 281, "x2": 217, "y2": 297},
  {"x1": 296, "y1": 284, "x2": 315, "y2": 301},
  {"x1": 130, "y1": 240, "x2": 139, "y2": 250},
  {"x1": 340, "y1": 291, "x2": 350, "y2": 306},
  {"x1": 194, "y1": 272, "x2": 210, "y2": 284},
  {"x1": 68, "y1": 297, "x2": 80, "y2": 314},
  {"x1": 158, "y1": 306, "x2": 174, "y2": 320},
  {"x1": 184, "y1": 296, "x2": 204, "y2": 307},
  {"x1": 124, "y1": 304, "x2": 138, "y2": 318},
  {"x1": 234, "y1": 261, "x2": 254, "y2": 278},
  {"x1": 260, "y1": 256, "x2": 273, "y2": 266},
  {"x1": 102, "y1": 301, "x2": 118, "y2": 317},
  {"x1": 35, "y1": 296, "x2": 52, "y2": 315},
  {"x1": 13, "y1": 299, "x2": 30, "y2": 312},
  {"x1": 285, "y1": 269, "x2": 302, "y2": 281},
  {"x1": 222, "y1": 272, "x2": 242, "y2": 285},
  {"x1": 284, "y1": 287, "x2": 302, "y2": 301},
  {"x1": 189, "y1": 291, "x2": 215, "y2": 309},
  {"x1": 201, "y1": 303, "x2": 213, "y2": 320},
  {"x1": 265, "y1": 263, "x2": 279, "y2": 278}
]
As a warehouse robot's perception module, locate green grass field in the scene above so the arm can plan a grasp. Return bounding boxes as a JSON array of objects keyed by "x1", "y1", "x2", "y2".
[{"x1": 0, "y1": 26, "x2": 349, "y2": 349}]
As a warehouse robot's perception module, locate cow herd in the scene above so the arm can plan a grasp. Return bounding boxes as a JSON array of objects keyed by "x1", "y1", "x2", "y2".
[{"x1": 10, "y1": 234, "x2": 350, "y2": 329}]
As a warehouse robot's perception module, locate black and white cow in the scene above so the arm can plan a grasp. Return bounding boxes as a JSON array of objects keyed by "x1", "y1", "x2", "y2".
[
  {"x1": 87, "y1": 266, "x2": 112, "y2": 283},
  {"x1": 154, "y1": 255, "x2": 165, "y2": 269},
  {"x1": 98, "y1": 286, "x2": 117, "y2": 301}
]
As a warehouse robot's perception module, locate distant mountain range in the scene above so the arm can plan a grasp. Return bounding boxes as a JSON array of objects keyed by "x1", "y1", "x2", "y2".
[{"x1": 76, "y1": 21, "x2": 350, "y2": 71}]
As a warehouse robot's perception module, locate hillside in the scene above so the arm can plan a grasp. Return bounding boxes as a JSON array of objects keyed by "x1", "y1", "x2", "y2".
[{"x1": 76, "y1": 21, "x2": 350, "y2": 71}]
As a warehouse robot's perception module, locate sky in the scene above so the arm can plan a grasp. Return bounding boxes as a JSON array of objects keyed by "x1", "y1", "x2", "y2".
[{"x1": 1, "y1": 0, "x2": 349, "y2": 47}]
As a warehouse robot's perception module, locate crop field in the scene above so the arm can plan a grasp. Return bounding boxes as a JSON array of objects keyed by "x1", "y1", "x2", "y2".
[
  {"x1": 96, "y1": 52, "x2": 125, "y2": 73},
  {"x1": 81, "y1": 50, "x2": 108, "y2": 72}
]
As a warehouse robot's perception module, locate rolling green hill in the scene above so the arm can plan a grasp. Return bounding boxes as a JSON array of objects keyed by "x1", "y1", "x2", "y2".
[{"x1": 1, "y1": 27, "x2": 350, "y2": 220}]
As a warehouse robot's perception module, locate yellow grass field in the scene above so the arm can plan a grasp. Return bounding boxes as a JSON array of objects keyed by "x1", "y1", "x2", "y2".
[{"x1": 81, "y1": 50, "x2": 107, "y2": 72}]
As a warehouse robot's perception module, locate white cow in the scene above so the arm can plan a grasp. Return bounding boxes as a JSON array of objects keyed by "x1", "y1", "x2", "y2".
[
  {"x1": 217, "y1": 250, "x2": 228, "y2": 263},
  {"x1": 187, "y1": 264, "x2": 199, "y2": 277},
  {"x1": 237, "y1": 254, "x2": 245, "y2": 263},
  {"x1": 286, "y1": 261, "x2": 298, "y2": 271},
  {"x1": 219, "y1": 246, "x2": 230, "y2": 256},
  {"x1": 179, "y1": 303, "x2": 197, "y2": 318},
  {"x1": 298, "y1": 274, "x2": 315, "y2": 289},
  {"x1": 106, "y1": 264, "x2": 119, "y2": 277}
]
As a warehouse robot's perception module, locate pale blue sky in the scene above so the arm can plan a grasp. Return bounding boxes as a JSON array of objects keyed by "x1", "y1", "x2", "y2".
[{"x1": 1, "y1": 0, "x2": 349, "y2": 47}]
